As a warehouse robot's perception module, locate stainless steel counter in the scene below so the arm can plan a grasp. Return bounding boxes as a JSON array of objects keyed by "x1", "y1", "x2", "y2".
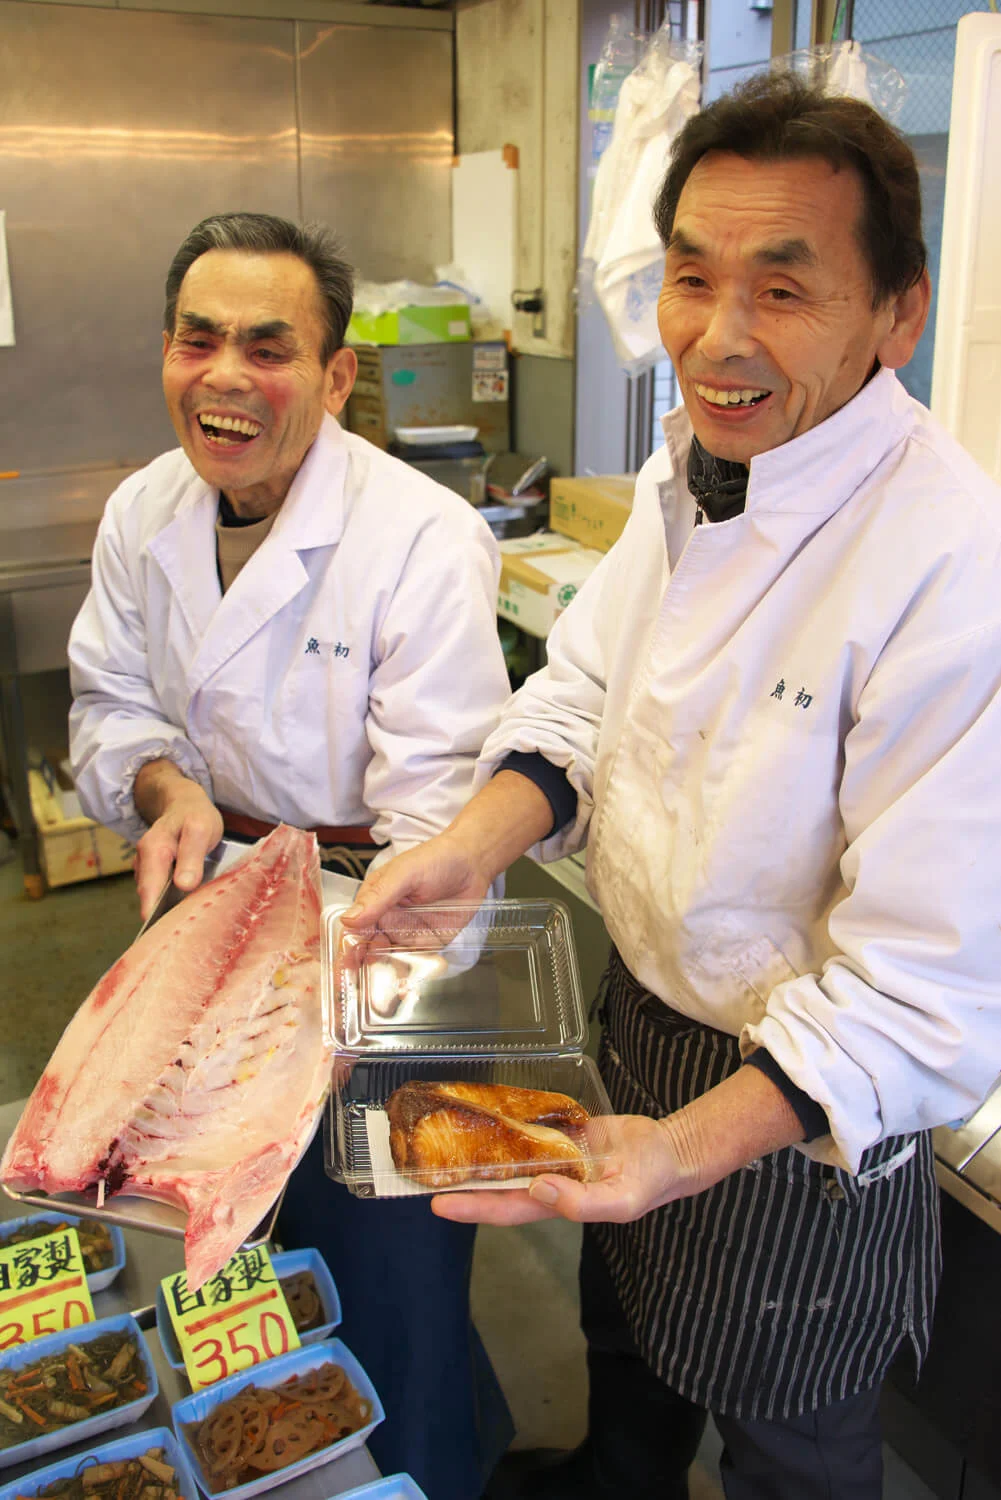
[
  {"x1": 0, "y1": 1098, "x2": 380, "y2": 1496},
  {"x1": 933, "y1": 1085, "x2": 1001, "y2": 1236}
]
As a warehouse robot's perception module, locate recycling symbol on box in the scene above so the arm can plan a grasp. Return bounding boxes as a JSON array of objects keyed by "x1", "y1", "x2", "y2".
[{"x1": 557, "y1": 583, "x2": 578, "y2": 609}]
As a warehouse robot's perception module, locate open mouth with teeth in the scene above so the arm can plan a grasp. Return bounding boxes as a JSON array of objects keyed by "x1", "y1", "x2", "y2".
[
  {"x1": 693, "y1": 382, "x2": 770, "y2": 409},
  {"x1": 196, "y1": 413, "x2": 264, "y2": 446}
]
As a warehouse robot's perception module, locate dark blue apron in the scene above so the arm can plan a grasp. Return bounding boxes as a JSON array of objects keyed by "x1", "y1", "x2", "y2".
[{"x1": 592, "y1": 949, "x2": 941, "y2": 1420}]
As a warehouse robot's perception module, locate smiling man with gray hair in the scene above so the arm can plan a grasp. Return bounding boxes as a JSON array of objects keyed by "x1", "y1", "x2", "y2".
[{"x1": 68, "y1": 209, "x2": 513, "y2": 1498}]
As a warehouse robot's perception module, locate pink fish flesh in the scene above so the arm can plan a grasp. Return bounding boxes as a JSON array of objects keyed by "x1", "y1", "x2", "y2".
[{"x1": 1, "y1": 825, "x2": 332, "y2": 1289}]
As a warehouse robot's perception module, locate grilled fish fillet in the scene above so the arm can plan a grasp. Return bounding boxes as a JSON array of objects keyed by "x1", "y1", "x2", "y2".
[{"x1": 387, "y1": 1080, "x2": 591, "y2": 1187}]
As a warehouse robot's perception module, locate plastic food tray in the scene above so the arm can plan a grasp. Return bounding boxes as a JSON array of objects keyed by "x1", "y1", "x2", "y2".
[
  {"x1": 0, "y1": 1427, "x2": 200, "y2": 1500},
  {"x1": 335, "y1": 1476, "x2": 428, "y2": 1500},
  {"x1": 156, "y1": 1248, "x2": 342, "y2": 1372},
  {"x1": 0, "y1": 1211, "x2": 125, "y2": 1295},
  {"x1": 393, "y1": 425, "x2": 478, "y2": 446},
  {"x1": 0, "y1": 1313, "x2": 158, "y2": 1470},
  {"x1": 171, "y1": 1338, "x2": 384, "y2": 1500},
  {"x1": 321, "y1": 900, "x2": 613, "y2": 1198}
]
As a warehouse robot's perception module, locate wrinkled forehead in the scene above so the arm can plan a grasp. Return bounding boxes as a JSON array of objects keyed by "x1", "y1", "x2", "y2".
[
  {"x1": 176, "y1": 249, "x2": 326, "y2": 343},
  {"x1": 671, "y1": 151, "x2": 868, "y2": 272}
]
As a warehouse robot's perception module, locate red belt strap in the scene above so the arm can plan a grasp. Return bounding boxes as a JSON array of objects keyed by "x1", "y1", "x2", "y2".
[{"x1": 220, "y1": 807, "x2": 378, "y2": 847}]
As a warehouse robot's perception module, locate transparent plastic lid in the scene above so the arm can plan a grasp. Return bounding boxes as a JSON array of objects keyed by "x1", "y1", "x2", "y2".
[{"x1": 321, "y1": 900, "x2": 585, "y2": 1056}]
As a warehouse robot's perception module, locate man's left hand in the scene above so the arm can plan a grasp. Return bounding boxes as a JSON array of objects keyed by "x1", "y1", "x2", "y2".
[{"x1": 429, "y1": 1064, "x2": 809, "y2": 1227}]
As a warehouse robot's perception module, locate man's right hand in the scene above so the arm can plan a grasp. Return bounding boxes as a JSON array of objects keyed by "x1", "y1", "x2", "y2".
[
  {"x1": 133, "y1": 760, "x2": 224, "y2": 922},
  {"x1": 340, "y1": 770, "x2": 556, "y2": 934},
  {"x1": 342, "y1": 829, "x2": 490, "y2": 930}
]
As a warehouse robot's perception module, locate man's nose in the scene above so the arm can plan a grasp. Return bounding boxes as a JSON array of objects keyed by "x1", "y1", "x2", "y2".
[
  {"x1": 698, "y1": 291, "x2": 757, "y2": 363},
  {"x1": 202, "y1": 342, "x2": 252, "y2": 391}
]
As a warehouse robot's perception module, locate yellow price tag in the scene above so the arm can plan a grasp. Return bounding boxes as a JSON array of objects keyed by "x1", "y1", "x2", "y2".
[
  {"x1": 161, "y1": 1246, "x2": 300, "y2": 1390},
  {"x1": 0, "y1": 1227, "x2": 95, "y2": 1350}
]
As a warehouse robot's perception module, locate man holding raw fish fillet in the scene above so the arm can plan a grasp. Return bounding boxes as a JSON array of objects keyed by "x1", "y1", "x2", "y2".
[{"x1": 62, "y1": 212, "x2": 514, "y2": 1500}]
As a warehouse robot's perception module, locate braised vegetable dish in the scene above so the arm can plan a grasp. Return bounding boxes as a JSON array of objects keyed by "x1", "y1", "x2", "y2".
[
  {"x1": 277, "y1": 1272, "x2": 323, "y2": 1334},
  {"x1": 0, "y1": 1332, "x2": 148, "y2": 1449},
  {"x1": 0, "y1": 1220, "x2": 115, "y2": 1275},
  {"x1": 15, "y1": 1447, "x2": 181, "y2": 1500},
  {"x1": 185, "y1": 1363, "x2": 371, "y2": 1490}
]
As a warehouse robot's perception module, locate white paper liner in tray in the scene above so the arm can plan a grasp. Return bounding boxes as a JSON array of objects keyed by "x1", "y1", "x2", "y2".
[{"x1": 363, "y1": 1108, "x2": 583, "y2": 1197}]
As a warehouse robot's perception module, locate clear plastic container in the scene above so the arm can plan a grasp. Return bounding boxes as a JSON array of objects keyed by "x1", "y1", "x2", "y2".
[{"x1": 321, "y1": 900, "x2": 613, "y2": 1198}]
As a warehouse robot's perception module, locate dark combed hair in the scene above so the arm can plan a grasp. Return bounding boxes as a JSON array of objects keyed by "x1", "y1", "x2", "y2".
[
  {"x1": 163, "y1": 212, "x2": 354, "y2": 363},
  {"x1": 653, "y1": 72, "x2": 927, "y2": 307}
]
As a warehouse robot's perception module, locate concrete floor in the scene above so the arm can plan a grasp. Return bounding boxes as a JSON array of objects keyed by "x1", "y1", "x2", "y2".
[{"x1": 0, "y1": 841, "x2": 938, "y2": 1499}]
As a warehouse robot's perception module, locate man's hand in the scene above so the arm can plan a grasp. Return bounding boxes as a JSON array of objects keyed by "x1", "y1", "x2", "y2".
[
  {"x1": 430, "y1": 1063, "x2": 808, "y2": 1228},
  {"x1": 341, "y1": 770, "x2": 555, "y2": 932},
  {"x1": 430, "y1": 1112, "x2": 697, "y2": 1227},
  {"x1": 133, "y1": 760, "x2": 223, "y2": 921}
]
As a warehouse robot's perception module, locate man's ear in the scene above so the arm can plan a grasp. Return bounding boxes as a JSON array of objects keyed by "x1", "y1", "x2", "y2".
[
  {"x1": 325, "y1": 346, "x2": 358, "y2": 417},
  {"x1": 876, "y1": 268, "x2": 932, "y2": 370}
]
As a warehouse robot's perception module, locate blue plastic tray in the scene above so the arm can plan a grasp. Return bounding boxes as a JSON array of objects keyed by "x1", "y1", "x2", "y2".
[
  {"x1": 156, "y1": 1248, "x2": 342, "y2": 1373},
  {"x1": 172, "y1": 1338, "x2": 384, "y2": 1500},
  {"x1": 0, "y1": 1313, "x2": 158, "y2": 1470},
  {"x1": 337, "y1": 1477, "x2": 429, "y2": 1500},
  {"x1": 0, "y1": 1427, "x2": 199, "y2": 1500},
  {"x1": 0, "y1": 1212, "x2": 126, "y2": 1295}
]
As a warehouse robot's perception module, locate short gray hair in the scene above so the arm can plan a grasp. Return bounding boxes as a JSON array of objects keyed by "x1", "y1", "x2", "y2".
[{"x1": 164, "y1": 212, "x2": 354, "y2": 363}]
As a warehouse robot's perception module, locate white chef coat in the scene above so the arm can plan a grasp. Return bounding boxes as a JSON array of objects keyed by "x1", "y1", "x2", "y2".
[
  {"x1": 476, "y1": 369, "x2": 1001, "y2": 1172},
  {"x1": 70, "y1": 413, "x2": 510, "y2": 857}
]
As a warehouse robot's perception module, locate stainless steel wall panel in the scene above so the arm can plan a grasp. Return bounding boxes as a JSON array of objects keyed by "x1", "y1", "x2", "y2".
[
  {"x1": 0, "y1": 3, "x2": 300, "y2": 476},
  {"x1": 298, "y1": 23, "x2": 453, "y2": 283}
]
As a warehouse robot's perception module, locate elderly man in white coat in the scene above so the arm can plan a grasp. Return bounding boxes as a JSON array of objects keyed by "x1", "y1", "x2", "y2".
[
  {"x1": 67, "y1": 211, "x2": 514, "y2": 1500},
  {"x1": 344, "y1": 75, "x2": 1001, "y2": 1500}
]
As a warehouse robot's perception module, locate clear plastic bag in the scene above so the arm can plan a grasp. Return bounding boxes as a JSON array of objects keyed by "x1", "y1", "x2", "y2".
[
  {"x1": 579, "y1": 21, "x2": 703, "y2": 374},
  {"x1": 773, "y1": 40, "x2": 908, "y2": 123}
]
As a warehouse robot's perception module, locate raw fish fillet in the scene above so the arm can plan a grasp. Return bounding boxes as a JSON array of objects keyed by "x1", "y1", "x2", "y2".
[{"x1": 1, "y1": 825, "x2": 332, "y2": 1289}]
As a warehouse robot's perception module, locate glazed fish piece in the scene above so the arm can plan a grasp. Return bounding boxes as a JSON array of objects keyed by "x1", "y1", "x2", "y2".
[
  {"x1": 1, "y1": 825, "x2": 331, "y2": 1289},
  {"x1": 387, "y1": 1080, "x2": 591, "y2": 1188}
]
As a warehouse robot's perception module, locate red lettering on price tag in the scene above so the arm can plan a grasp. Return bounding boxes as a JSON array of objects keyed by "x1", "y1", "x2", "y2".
[
  {"x1": 0, "y1": 1229, "x2": 95, "y2": 1349},
  {"x1": 161, "y1": 1247, "x2": 299, "y2": 1390}
]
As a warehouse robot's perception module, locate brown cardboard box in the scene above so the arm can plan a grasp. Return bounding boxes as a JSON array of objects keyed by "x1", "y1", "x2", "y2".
[
  {"x1": 548, "y1": 474, "x2": 636, "y2": 554},
  {"x1": 498, "y1": 534, "x2": 603, "y2": 639},
  {"x1": 346, "y1": 342, "x2": 510, "y2": 453},
  {"x1": 29, "y1": 768, "x2": 135, "y2": 890}
]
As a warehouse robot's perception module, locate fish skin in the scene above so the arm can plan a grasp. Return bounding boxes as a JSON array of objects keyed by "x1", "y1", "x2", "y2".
[{"x1": 1, "y1": 825, "x2": 331, "y2": 1289}]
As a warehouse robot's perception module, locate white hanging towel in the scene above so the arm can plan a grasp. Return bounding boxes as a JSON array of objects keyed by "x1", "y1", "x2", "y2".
[{"x1": 582, "y1": 39, "x2": 701, "y2": 373}]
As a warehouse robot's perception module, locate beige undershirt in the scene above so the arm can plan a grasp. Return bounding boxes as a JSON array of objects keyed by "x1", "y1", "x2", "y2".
[{"x1": 215, "y1": 509, "x2": 279, "y2": 593}]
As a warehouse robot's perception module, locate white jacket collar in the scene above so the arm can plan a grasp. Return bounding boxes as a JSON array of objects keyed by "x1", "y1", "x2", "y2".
[{"x1": 660, "y1": 368, "x2": 917, "y2": 519}]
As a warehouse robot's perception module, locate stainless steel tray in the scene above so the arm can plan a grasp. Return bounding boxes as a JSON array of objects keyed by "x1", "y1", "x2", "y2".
[{"x1": 1, "y1": 1182, "x2": 285, "y2": 1248}]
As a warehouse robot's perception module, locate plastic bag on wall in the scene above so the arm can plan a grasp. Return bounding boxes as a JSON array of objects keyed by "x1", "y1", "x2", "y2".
[
  {"x1": 773, "y1": 40, "x2": 908, "y2": 122},
  {"x1": 588, "y1": 12, "x2": 648, "y2": 176},
  {"x1": 579, "y1": 25, "x2": 703, "y2": 375}
]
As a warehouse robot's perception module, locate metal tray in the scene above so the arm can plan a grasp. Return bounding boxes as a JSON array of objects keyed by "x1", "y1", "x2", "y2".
[{"x1": 1, "y1": 1183, "x2": 285, "y2": 1248}]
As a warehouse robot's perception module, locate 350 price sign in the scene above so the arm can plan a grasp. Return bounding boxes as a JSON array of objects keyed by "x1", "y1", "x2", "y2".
[
  {"x1": 0, "y1": 1227, "x2": 96, "y2": 1350},
  {"x1": 162, "y1": 1246, "x2": 300, "y2": 1391}
]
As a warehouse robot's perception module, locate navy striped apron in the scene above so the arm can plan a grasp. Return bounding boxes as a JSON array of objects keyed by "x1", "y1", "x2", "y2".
[{"x1": 592, "y1": 949, "x2": 941, "y2": 1421}]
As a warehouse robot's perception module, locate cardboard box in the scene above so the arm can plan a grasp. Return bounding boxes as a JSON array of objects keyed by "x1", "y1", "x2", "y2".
[
  {"x1": 498, "y1": 533, "x2": 603, "y2": 639},
  {"x1": 347, "y1": 304, "x2": 472, "y2": 346},
  {"x1": 347, "y1": 341, "x2": 510, "y2": 454},
  {"x1": 29, "y1": 768, "x2": 135, "y2": 890},
  {"x1": 549, "y1": 474, "x2": 636, "y2": 555}
]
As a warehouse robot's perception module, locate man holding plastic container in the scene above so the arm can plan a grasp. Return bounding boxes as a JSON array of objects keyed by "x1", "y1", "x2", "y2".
[
  {"x1": 345, "y1": 75, "x2": 1001, "y2": 1499},
  {"x1": 67, "y1": 212, "x2": 513, "y2": 1500}
]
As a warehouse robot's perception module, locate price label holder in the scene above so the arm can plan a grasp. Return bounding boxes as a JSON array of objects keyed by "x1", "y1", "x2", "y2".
[
  {"x1": 0, "y1": 1226, "x2": 96, "y2": 1349},
  {"x1": 161, "y1": 1246, "x2": 301, "y2": 1390}
]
